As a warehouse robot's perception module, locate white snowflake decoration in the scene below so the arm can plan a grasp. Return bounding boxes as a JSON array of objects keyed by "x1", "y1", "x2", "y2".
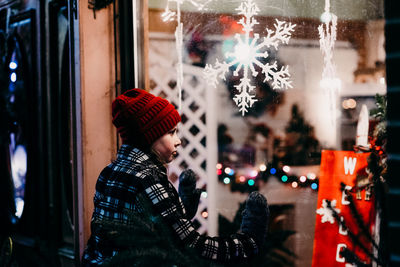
[
  {"x1": 316, "y1": 199, "x2": 341, "y2": 224},
  {"x1": 204, "y1": 0, "x2": 296, "y2": 115}
]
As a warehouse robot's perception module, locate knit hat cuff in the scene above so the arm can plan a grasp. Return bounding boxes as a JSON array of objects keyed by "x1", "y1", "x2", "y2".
[{"x1": 144, "y1": 107, "x2": 181, "y2": 144}]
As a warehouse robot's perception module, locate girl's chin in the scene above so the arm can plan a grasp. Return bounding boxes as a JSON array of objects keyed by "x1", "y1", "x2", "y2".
[
  {"x1": 163, "y1": 152, "x2": 178, "y2": 163},
  {"x1": 164, "y1": 156, "x2": 174, "y2": 163}
]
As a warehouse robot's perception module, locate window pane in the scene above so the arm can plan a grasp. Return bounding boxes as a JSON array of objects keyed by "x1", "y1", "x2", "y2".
[{"x1": 147, "y1": 1, "x2": 386, "y2": 265}]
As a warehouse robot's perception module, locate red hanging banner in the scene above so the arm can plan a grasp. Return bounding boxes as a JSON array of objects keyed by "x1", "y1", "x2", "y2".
[{"x1": 312, "y1": 150, "x2": 375, "y2": 267}]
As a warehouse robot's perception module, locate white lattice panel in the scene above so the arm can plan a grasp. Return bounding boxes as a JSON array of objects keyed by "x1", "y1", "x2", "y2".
[{"x1": 149, "y1": 40, "x2": 217, "y2": 234}]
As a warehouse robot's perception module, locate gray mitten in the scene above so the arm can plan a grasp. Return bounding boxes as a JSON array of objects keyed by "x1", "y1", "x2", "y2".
[
  {"x1": 240, "y1": 191, "x2": 269, "y2": 247},
  {"x1": 178, "y1": 169, "x2": 202, "y2": 220}
]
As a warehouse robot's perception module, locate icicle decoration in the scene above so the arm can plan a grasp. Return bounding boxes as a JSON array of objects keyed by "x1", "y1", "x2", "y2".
[
  {"x1": 204, "y1": 0, "x2": 296, "y2": 116},
  {"x1": 319, "y1": 0, "x2": 338, "y2": 81},
  {"x1": 318, "y1": 0, "x2": 340, "y2": 127},
  {"x1": 162, "y1": 0, "x2": 212, "y2": 112}
]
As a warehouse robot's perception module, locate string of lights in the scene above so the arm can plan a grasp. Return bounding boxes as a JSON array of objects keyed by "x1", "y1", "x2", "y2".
[{"x1": 216, "y1": 162, "x2": 319, "y2": 193}]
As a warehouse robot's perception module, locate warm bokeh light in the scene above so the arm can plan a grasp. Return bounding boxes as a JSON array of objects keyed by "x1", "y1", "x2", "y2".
[
  {"x1": 224, "y1": 167, "x2": 234, "y2": 175},
  {"x1": 250, "y1": 170, "x2": 258, "y2": 178},
  {"x1": 342, "y1": 98, "x2": 357, "y2": 109},
  {"x1": 307, "y1": 173, "x2": 317, "y2": 180},
  {"x1": 259, "y1": 164, "x2": 267, "y2": 172},
  {"x1": 283, "y1": 165, "x2": 290, "y2": 173}
]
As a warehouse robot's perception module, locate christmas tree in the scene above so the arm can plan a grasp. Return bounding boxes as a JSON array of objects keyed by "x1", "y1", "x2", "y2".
[{"x1": 279, "y1": 104, "x2": 321, "y2": 165}]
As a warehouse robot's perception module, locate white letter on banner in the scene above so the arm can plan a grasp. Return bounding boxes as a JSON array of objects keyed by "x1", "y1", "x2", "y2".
[
  {"x1": 344, "y1": 157, "x2": 357, "y2": 175},
  {"x1": 339, "y1": 216, "x2": 348, "y2": 235},
  {"x1": 336, "y1": 244, "x2": 347, "y2": 263},
  {"x1": 341, "y1": 185, "x2": 352, "y2": 205}
]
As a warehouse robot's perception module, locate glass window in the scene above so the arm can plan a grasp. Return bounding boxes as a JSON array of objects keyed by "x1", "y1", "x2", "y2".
[{"x1": 147, "y1": 0, "x2": 386, "y2": 265}]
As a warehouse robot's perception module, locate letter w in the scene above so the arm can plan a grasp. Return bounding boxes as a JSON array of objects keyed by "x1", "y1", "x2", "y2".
[{"x1": 344, "y1": 157, "x2": 357, "y2": 175}]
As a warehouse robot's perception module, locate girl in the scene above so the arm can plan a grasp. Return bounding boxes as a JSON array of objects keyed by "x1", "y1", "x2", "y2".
[{"x1": 82, "y1": 89, "x2": 269, "y2": 266}]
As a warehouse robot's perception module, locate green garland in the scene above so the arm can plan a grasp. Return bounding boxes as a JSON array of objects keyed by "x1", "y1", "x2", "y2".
[{"x1": 370, "y1": 94, "x2": 387, "y2": 144}]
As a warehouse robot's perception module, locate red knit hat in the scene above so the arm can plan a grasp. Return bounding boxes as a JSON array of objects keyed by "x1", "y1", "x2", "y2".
[{"x1": 112, "y1": 89, "x2": 181, "y2": 146}]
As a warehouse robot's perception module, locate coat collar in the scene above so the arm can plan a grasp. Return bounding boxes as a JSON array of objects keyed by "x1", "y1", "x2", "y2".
[{"x1": 117, "y1": 144, "x2": 167, "y2": 174}]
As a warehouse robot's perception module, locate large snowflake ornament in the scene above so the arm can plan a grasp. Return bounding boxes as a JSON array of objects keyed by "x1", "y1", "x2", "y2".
[
  {"x1": 204, "y1": 0, "x2": 296, "y2": 115},
  {"x1": 316, "y1": 199, "x2": 341, "y2": 224}
]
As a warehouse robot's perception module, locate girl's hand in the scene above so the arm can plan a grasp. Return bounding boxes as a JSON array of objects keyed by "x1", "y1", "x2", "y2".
[{"x1": 178, "y1": 169, "x2": 203, "y2": 219}]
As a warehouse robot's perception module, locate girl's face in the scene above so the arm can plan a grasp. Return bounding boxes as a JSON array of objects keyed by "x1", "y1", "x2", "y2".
[{"x1": 151, "y1": 126, "x2": 181, "y2": 163}]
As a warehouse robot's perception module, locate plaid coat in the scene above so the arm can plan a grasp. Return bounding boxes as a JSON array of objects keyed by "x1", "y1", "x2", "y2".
[{"x1": 82, "y1": 144, "x2": 258, "y2": 266}]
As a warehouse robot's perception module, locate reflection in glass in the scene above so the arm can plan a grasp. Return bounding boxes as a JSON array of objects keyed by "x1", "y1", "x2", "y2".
[
  {"x1": 10, "y1": 142, "x2": 27, "y2": 219},
  {"x1": 6, "y1": 36, "x2": 28, "y2": 224}
]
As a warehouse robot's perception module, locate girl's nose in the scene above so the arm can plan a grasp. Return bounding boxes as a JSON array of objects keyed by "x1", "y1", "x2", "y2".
[{"x1": 176, "y1": 137, "x2": 181, "y2": 147}]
